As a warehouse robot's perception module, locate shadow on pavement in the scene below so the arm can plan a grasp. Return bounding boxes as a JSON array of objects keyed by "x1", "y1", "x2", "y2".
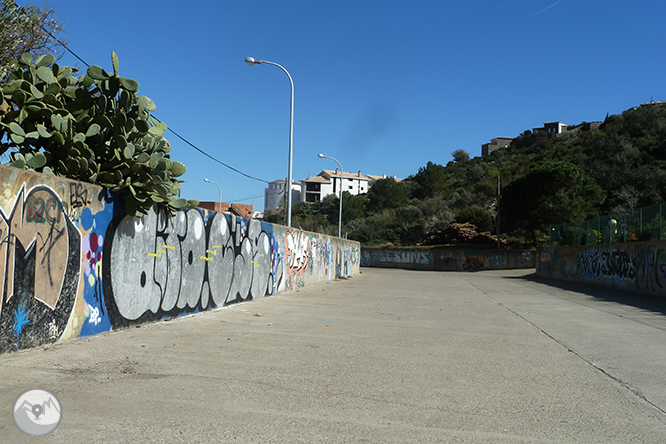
[{"x1": 505, "y1": 272, "x2": 666, "y2": 317}]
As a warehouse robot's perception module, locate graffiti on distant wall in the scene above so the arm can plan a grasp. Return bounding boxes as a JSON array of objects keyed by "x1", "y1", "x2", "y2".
[
  {"x1": 360, "y1": 249, "x2": 433, "y2": 267},
  {"x1": 539, "y1": 243, "x2": 666, "y2": 297},
  {"x1": 362, "y1": 248, "x2": 535, "y2": 271},
  {"x1": 439, "y1": 252, "x2": 457, "y2": 270},
  {"x1": 521, "y1": 251, "x2": 533, "y2": 268},
  {"x1": 343, "y1": 243, "x2": 360, "y2": 277},
  {"x1": 285, "y1": 230, "x2": 311, "y2": 288},
  {"x1": 0, "y1": 185, "x2": 80, "y2": 352},
  {"x1": 578, "y1": 249, "x2": 636, "y2": 283},
  {"x1": 634, "y1": 245, "x2": 666, "y2": 293},
  {"x1": 540, "y1": 251, "x2": 553, "y2": 272},
  {"x1": 487, "y1": 253, "x2": 508, "y2": 269},
  {"x1": 462, "y1": 254, "x2": 485, "y2": 271}
]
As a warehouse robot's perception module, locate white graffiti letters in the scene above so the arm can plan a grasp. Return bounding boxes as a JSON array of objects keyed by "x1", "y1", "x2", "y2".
[
  {"x1": 107, "y1": 208, "x2": 279, "y2": 323},
  {"x1": 286, "y1": 231, "x2": 310, "y2": 270}
]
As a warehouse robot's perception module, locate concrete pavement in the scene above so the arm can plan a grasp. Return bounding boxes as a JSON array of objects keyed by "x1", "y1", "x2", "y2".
[{"x1": 1, "y1": 268, "x2": 665, "y2": 443}]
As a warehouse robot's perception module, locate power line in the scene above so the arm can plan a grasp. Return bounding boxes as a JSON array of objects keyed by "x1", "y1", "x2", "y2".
[
  {"x1": 39, "y1": 26, "x2": 270, "y2": 184},
  {"x1": 153, "y1": 120, "x2": 268, "y2": 184},
  {"x1": 41, "y1": 25, "x2": 89, "y2": 68},
  {"x1": 227, "y1": 192, "x2": 265, "y2": 203}
]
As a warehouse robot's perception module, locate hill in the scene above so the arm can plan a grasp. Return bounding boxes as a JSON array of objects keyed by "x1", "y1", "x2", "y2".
[{"x1": 286, "y1": 103, "x2": 666, "y2": 247}]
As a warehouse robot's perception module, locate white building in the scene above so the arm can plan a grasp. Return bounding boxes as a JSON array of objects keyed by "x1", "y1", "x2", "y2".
[
  {"x1": 264, "y1": 179, "x2": 302, "y2": 211},
  {"x1": 300, "y1": 170, "x2": 396, "y2": 203},
  {"x1": 533, "y1": 121, "x2": 568, "y2": 134}
]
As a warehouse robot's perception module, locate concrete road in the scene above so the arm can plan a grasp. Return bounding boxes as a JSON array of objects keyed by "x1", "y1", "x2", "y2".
[{"x1": 1, "y1": 268, "x2": 666, "y2": 443}]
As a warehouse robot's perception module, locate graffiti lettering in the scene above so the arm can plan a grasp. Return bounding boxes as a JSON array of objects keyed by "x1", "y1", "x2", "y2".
[
  {"x1": 578, "y1": 249, "x2": 635, "y2": 282},
  {"x1": 0, "y1": 167, "x2": 360, "y2": 354},
  {"x1": 104, "y1": 208, "x2": 281, "y2": 326},
  {"x1": 25, "y1": 194, "x2": 68, "y2": 224},
  {"x1": 362, "y1": 249, "x2": 433, "y2": 267},
  {"x1": 0, "y1": 186, "x2": 80, "y2": 352},
  {"x1": 69, "y1": 183, "x2": 89, "y2": 210},
  {"x1": 635, "y1": 245, "x2": 666, "y2": 293},
  {"x1": 602, "y1": 250, "x2": 635, "y2": 281},
  {"x1": 285, "y1": 231, "x2": 311, "y2": 287},
  {"x1": 579, "y1": 250, "x2": 601, "y2": 279},
  {"x1": 286, "y1": 231, "x2": 310, "y2": 269}
]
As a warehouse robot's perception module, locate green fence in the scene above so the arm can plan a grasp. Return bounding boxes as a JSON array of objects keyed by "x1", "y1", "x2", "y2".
[{"x1": 550, "y1": 203, "x2": 666, "y2": 246}]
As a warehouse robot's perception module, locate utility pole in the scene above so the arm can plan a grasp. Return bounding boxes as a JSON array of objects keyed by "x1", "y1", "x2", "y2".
[{"x1": 496, "y1": 172, "x2": 501, "y2": 250}]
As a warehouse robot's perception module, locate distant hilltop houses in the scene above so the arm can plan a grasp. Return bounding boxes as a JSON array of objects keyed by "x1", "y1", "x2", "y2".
[
  {"x1": 480, "y1": 99, "x2": 666, "y2": 157},
  {"x1": 481, "y1": 120, "x2": 602, "y2": 157},
  {"x1": 264, "y1": 169, "x2": 399, "y2": 213}
]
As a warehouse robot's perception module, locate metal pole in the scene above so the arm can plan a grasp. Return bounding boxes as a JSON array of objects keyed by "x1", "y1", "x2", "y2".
[
  {"x1": 245, "y1": 57, "x2": 294, "y2": 227},
  {"x1": 496, "y1": 172, "x2": 500, "y2": 249},
  {"x1": 318, "y1": 154, "x2": 343, "y2": 238},
  {"x1": 203, "y1": 178, "x2": 222, "y2": 212},
  {"x1": 337, "y1": 167, "x2": 342, "y2": 238}
]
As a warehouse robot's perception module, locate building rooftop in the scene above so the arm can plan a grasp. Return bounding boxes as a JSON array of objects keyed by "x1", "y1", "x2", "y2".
[
  {"x1": 300, "y1": 169, "x2": 400, "y2": 184},
  {"x1": 320, "y1": 169, "x2": 373, "y2": 180},
  {"x1": 302, "y1": 175, "x2": 331, "y2": 183}
]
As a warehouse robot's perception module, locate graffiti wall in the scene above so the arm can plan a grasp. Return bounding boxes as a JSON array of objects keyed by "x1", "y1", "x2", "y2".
[
  {"x1": 361, "y1": 247, "x2": 535, "y2": 271},
  {"x1": 0, "y1": 165, "x2": 360, "y2": 353},
  {"x1": 537, "y1": 242, "x2": 666, "y2": 297}
]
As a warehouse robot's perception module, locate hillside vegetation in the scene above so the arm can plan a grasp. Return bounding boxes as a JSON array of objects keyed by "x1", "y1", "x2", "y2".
[{"x1": 276, "y1": 103, "x2": 666, "y2": 247}]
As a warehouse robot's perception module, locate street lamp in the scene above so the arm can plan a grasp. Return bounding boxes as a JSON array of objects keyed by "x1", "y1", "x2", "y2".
[
  {"x1": 204, "y1": 178, "x2": 222, "y2": 212},
  {"x1": 318, "y1": 153, "x2": 343, "y2": 238},
  {"x1": 245, "y1": 56, "x2": 294, "y2": 227}
]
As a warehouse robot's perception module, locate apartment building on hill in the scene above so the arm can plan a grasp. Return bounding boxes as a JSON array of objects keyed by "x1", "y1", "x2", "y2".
[
  {"x1": 264, "y1": 179, "x2": 302, "y2": 212},
  {"x1": 264, "y1": 170, "x2": 398, "y2": 210}
]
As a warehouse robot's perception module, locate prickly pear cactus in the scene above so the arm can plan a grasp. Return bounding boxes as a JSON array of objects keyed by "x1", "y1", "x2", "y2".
[{"x1": 0, "y1": 52, "x2": 196, "y2": 216}]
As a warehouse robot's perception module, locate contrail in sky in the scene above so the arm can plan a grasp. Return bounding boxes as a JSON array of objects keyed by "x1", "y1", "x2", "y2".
[{"x1": 528, "y1": 1, "x2": 560, "y2": 19}]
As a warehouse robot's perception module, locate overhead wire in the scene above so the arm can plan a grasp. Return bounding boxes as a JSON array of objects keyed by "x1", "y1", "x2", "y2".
[
  {"x1": 39, "y1": 26, "x2": 270, "y2": 185},
  {"x1": 227, "y1": 192, "x2": 267, "y2": 203}
]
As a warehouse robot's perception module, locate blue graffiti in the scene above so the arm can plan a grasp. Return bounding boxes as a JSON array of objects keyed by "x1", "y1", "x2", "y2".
[
  {"x1": 13, "y1": 302, "x2": 30, "y2": 351},
  {"x1": 78, "y1": 204, "x2": 114, "y2": 337}
]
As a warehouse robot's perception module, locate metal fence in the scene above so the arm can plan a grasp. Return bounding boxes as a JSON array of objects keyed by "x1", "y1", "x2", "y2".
[{"x1": 550, "y1": 203, "x2": 666, "y2": 246}]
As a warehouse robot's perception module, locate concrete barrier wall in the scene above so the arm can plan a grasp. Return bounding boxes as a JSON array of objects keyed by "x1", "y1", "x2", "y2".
[
  {"x1": 0, "y1": 165, "x2": 360, "y2": 353},
  {"x1": 361, "y1": 247, "x2": 535, "y2": 271},
  {"x1": 537, "y1": 242, "x2": 666, "y2": 297}
]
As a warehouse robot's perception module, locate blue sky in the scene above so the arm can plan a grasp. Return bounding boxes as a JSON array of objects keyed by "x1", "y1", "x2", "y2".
[{"x1": 28, "y1": 0, "x2": 666, "y2": 211}]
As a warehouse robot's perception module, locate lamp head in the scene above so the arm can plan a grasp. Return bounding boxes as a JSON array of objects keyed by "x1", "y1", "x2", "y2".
[
  {"x1": 244, "y1": 57, "x2": 259, "y2": 66},
  {"x1": 318, "y1": 153, "x2": 325, "y2": 158},
  {"x1": 204, "y1": 178, "x2": 210, "y2": 182}
]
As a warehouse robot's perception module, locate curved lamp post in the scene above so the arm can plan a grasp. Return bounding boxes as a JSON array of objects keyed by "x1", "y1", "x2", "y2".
[
  {"x1": 318, "y1": 153, "x2": 343, "y2": 238},
  {"x1": 204, "y1": 178, "x2": 222, "y2": 212},
  {"x1": 245, "y1": 56, "x2": 294, "y2": 227}
]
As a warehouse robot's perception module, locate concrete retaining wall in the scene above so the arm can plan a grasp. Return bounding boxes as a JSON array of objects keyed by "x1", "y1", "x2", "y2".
[
  {"x1": 537, "y1": 242, "x2": 666, "y2": 297},
  {"x1": 361, "y1": 247, "x2": 535, "y2": 271},
  {"x1": 0, "y1": 165, "x2": 360, "y2": 353}
]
